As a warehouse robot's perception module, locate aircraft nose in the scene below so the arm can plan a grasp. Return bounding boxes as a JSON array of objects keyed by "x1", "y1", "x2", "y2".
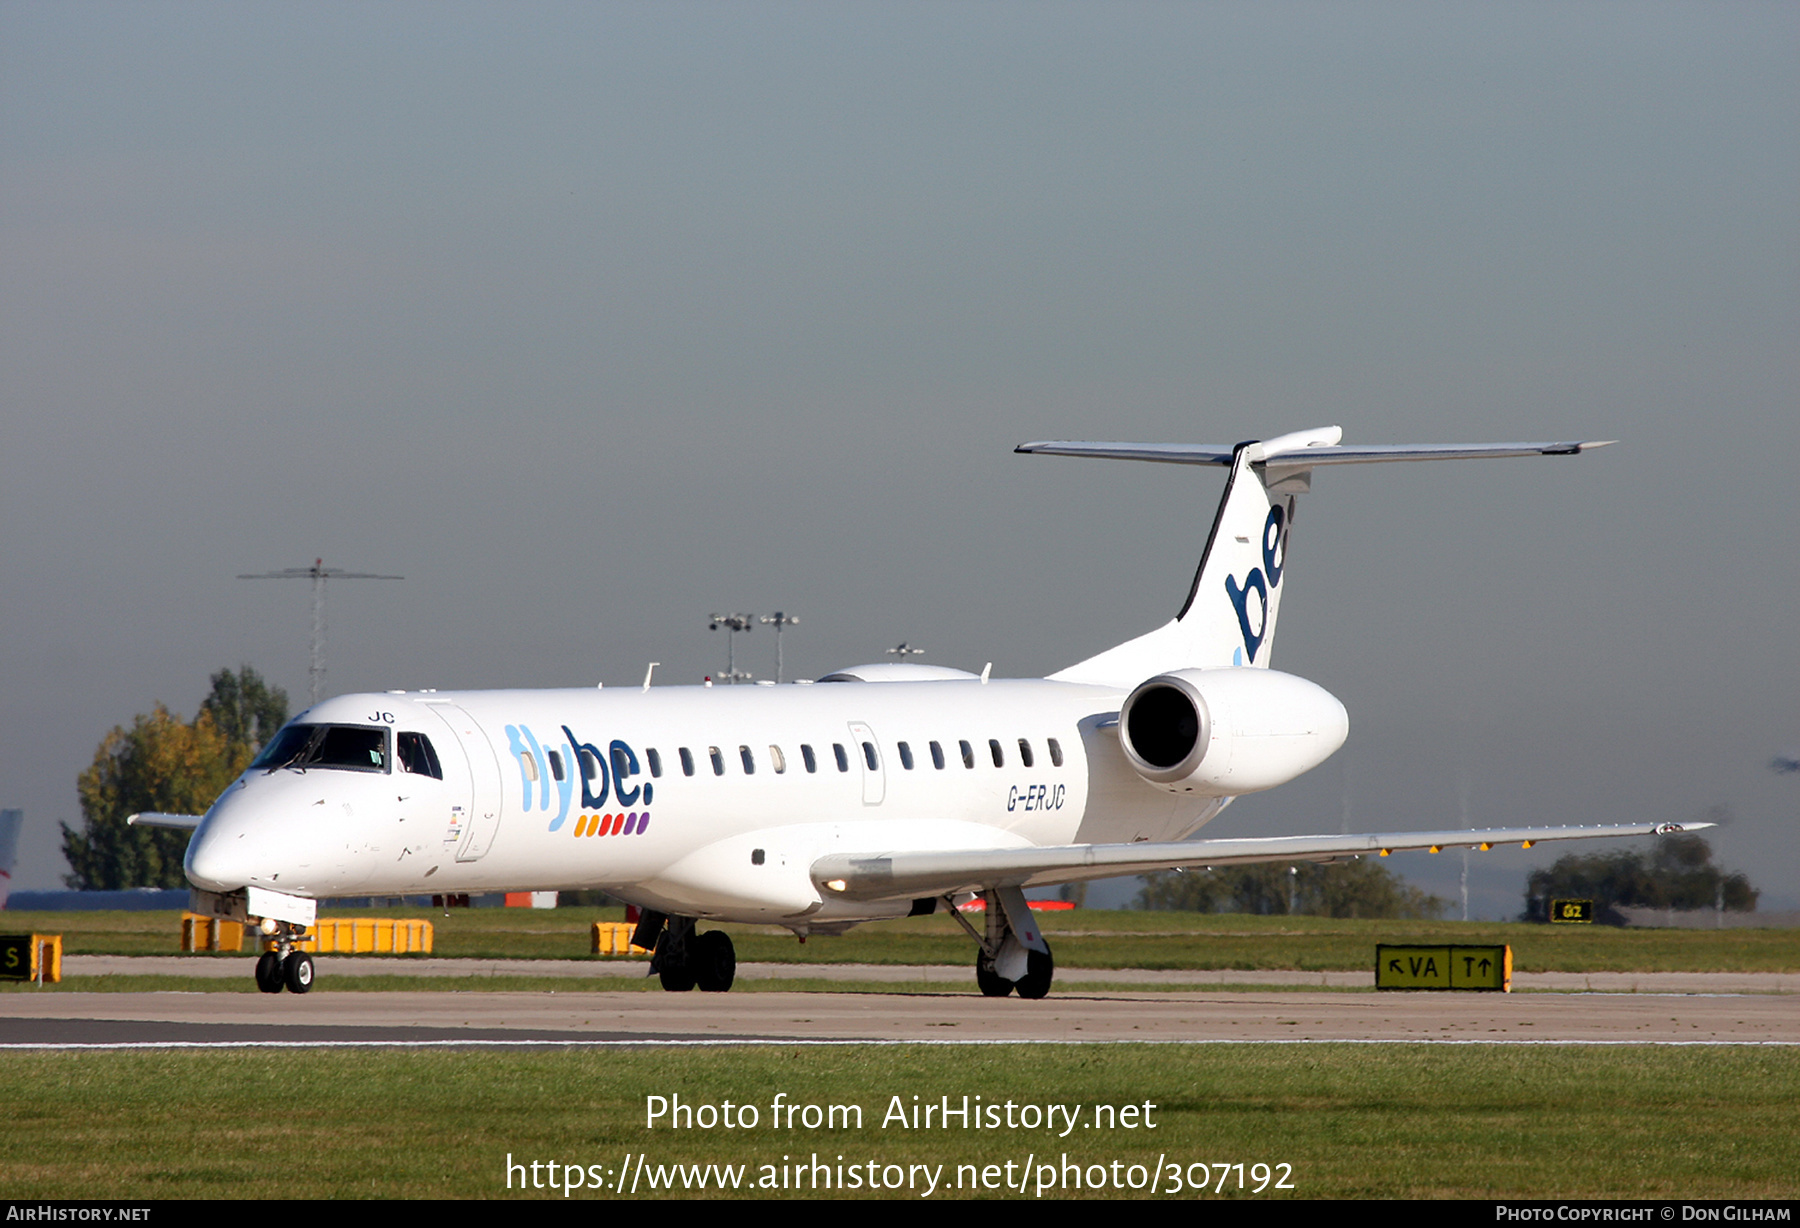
[{"x1": 184, "y1": 824, "x2": 250, "y2": 892}]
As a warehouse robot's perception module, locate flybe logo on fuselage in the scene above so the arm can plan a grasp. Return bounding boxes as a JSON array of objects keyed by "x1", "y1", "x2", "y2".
[
  {"x1": 1224, "y1": 503, "x2": 1288, "y2": 665},
  {"x1": 503, "y1": 723, "x2": 653, "y2": 833}
]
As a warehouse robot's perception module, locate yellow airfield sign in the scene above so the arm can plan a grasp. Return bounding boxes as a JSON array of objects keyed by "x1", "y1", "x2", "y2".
[
  {"x1": 1375, "y1": 944, "x2": 1511, "y2": 992},
  {"x1": 1550, "y1": 899, "x2": 1594, "y2": 924}
]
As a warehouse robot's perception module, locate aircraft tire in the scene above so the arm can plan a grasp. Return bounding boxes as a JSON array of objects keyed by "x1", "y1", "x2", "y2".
[
  {"x1": 254, "y1": 951, "x2": 284, "y2": 994},
  {"x1": 694, "y1": 930, "x2": 736, "y2": 993},
  {"x1": 1013, "y1": 948, "x2": 1054, "y2": 1000},
  {"x1": 975, "y1": 951, "x2": 1014, "y2": 998},
  {"x1": 655, "y1": 932, "x2": 696, "y2": 992},
  {"x1": 282, "y1": 951, "x2": 315, "y2": 995}
]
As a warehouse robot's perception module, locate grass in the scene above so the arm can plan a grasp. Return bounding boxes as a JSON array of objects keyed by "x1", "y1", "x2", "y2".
[
  {"x1": 0, "y1": 1045, "x2": 1793, "y2": 1199},
  {"x1": 7, "y1": 907, "x2": 1796, "y2": 973}
]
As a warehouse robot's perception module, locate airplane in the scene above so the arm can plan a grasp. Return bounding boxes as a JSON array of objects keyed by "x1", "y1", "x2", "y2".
[{"x1": 149, "y1": 426, "x2": 1704, "y2": 998}]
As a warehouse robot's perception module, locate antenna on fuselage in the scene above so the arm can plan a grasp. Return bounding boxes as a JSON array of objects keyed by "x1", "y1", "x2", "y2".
[{"x1": 238, "y1": 558, "x2": 402, "y2": 705}]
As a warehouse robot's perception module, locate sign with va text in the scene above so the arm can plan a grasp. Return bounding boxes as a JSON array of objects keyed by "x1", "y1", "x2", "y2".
[{"x1": 1375, "y1": 944, "x2": 1510, "y2": 992}]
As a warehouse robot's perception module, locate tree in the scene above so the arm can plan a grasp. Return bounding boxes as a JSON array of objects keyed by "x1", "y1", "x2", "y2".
[
  {"x1": 60, "y1": 668, "x2": 288, "y2": 890},
  {"x1": 1138, "y1": 858, "x2": 1448, "y2": 919},
  {"x1": 1523, "y1": 833, "x2": 1757, "y2": 923},
  {"x1": 199, "y1": 665, "x2": 289, "y2": 755}
]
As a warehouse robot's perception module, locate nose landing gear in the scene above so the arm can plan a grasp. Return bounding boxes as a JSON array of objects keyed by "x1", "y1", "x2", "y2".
[{"x1": 251, "y1": 921, "x2": 314, "y2": 994}]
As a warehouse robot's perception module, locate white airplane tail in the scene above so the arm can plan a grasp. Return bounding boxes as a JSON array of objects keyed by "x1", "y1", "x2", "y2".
[
  {"x1": 0, "y1": 810, "x2": 21, "y2": 909},
  {"x1": 1019, "y1": 427, "x2": 1612, "y2": 689}
]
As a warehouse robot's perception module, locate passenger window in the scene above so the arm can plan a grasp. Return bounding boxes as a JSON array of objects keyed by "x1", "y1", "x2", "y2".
[
  {"x1": 1018, "y1": 739, "x2": 1035, "y2": 769},
  {"x1": 646, "y1": 748, "x2": 663, "y2": 778},
  {"x1": 1047, "y1": 738, "x2": 1063, "y2": 767},
  {"x1": 769, "y1": 745, "x2": 786, "y2": 774},
  {"x1": 610, "y1": 745, "x2": 636, "y2": 785},
  {"x1": 959, "y1": 740, "x2": 974, "y2": 769},
  {"x1": 833, "y1": 743, "x2": 849, "y2": 773},
  {"x1": 989, "y1": 739, "x2": 1004, "y2": 768},
  {"x1": 579, "y1": 749, "x2": 600, "y2": 782},
  {"x1": 898, "y1": 741, "x2": 914, "y2": 770},
  {"x1": 709, "y1": 746, "x2": 725, "y2": 776},
  {"x1": 547, "y1": 750, "x2": 565, "y2": 782},
  {"x1": 739, "y1": 745, "x2": 756, "y2": 775},
  {"x1": 929, "y1": 740, "x2": 945, "y2": 770},
  {"x1": 679, "y1": 747, "x2": 695, "y2": 777},
  {"x1": 801, "y1": 744, "x2": 817, "y2": 773},
  {"x1": 862, "y1": 742, "x2": 878, "y2": 771},
  {"x1": 397, "y1": 732, "x2": 443, "y2": 780},
  {"x1": 518, "y1": 752, "x2": 539, "y2": 782}
]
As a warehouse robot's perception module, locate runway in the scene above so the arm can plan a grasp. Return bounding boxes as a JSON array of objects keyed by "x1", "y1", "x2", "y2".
[{"x1": 2, "y1": 979, "x2": 1795, "y2": 1047}]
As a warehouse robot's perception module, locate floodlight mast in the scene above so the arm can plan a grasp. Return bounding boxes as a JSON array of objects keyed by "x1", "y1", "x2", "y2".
[
  {"x1": 707, "y1": 613, "x2": 755, "y2": 684},
  {"x1": 885, "y1": 642, "x2": 925, "y2": 661},
  {"x1": 238, "y1": 558, "x2": 402, "y2": 704},
  {"x1": 760, "y1": 611, "x2": 798, "y2": 683}
]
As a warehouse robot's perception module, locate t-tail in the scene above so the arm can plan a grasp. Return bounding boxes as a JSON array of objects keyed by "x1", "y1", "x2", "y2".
[{"x1": 1018, "y1": 426, "x2": 1613, "y2": 689}]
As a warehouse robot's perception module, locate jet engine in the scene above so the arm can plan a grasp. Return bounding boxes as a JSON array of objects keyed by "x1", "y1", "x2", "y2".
[{"x1": 1118, "y1": 668, "x2": 1348, "y2": 796}]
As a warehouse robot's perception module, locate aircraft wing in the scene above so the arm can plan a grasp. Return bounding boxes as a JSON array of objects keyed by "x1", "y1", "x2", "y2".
[
  {"x1": 127, "y1": 813, "x2": 205, "y2": 830},
  {"x1": 810, "y1": 821, "x2": 1706, "y2": 902}
]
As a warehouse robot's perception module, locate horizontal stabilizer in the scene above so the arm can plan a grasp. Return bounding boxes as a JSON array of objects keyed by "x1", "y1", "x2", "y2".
[
  {"x1": 127, "y1": 812, "x2": 204, "y2": 830},
  {"x1": 812, "y1": 820, "x2": 1702, "y2": 902},
  {"x1": 1016, "y1": 436, "x2": 1614, "y2": 469}
]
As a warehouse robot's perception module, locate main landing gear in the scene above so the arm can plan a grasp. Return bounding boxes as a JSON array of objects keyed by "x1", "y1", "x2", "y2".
[
  {"x1": 635, "y1": 911, "x2": 737, "y2": 992},
  {"x1": 252, "y1": 921, "x2": 314, "y2": 995},
  {"x1": 950, "y1": 887, "x2": 1055, "y2": 1000}
]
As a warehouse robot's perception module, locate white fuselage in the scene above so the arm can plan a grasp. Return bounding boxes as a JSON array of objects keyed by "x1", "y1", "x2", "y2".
[{"x1": 184, "y1": 674, "x2": 1246, "y2": 929}]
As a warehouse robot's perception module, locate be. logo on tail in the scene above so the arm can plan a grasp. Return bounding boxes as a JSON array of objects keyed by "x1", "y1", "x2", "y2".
[{"x1": 1225, "y1": 504, "x2": 1287, "y2": 664}]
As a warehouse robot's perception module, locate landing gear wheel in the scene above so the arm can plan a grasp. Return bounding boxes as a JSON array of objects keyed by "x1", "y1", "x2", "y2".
[
  {"x1": 655, "y1": 933, "x2": 696, "y2": 992},
  {"x1": 694, "y1": 930, "x2": 736, "y2": 993},
  {"x1": 975, "y1": 951, "x2": 1014, "y2": 998},
  {"x1": 255, "y1": 951, "x2": 284, "y2": 994},
  {"x1": 282, "y1": 951, "x2": 314, "y2": 994},
  {"x1": 1014, "y1": 948, "x2": 1054, "y2": 1000}
]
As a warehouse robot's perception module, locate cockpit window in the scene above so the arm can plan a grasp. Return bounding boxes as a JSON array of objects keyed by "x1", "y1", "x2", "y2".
[
  {"x1": 251, "y1": 724, "x2": 391, "y2": 774},
  {"x1": 397, "y1": 732, "x2": 443, "y2": 779}
]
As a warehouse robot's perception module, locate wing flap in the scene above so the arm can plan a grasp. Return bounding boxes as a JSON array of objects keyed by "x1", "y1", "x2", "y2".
[{"x1": 811, "y1": 821, "x2": 1703, "y2": 902}]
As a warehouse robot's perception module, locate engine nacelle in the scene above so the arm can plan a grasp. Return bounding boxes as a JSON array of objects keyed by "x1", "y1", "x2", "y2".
[{"x1": 1118, "y1": 668, "x2": 1348, "y2": 796}]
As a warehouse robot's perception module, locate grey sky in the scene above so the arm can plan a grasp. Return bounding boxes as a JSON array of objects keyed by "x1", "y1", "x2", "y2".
[{"x1": 2, "y1": 2, "x2": 1794, "y2": 915}]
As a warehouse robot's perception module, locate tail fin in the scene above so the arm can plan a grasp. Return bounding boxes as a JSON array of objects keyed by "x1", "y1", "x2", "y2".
[
  {"x1": 0, "y1": 810, "x2": 21, "y2": 909},
  {"x1": 1019, "y1": 427, "x2": 1612, "y2": 689}
]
